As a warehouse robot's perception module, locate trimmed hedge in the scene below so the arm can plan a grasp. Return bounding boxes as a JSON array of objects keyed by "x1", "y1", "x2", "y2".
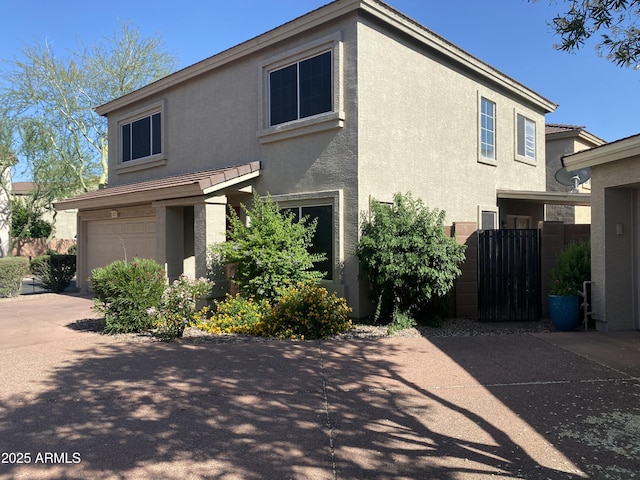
[
  {"x1": 0, "y1": 257, "x2": 30, "y2": 298},
  {"x1": 30, "y1": 254, "x2": 77, "y2": 292}
]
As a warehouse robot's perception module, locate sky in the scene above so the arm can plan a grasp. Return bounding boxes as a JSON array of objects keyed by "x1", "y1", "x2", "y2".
[{"x1": 1, "y1": 0, "x2": 638, "y2": 149}]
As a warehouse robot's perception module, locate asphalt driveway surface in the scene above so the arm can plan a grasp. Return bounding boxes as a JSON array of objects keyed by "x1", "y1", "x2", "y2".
[{"x1": 1, "y1": 294, "x2": 639, "y2": 479}]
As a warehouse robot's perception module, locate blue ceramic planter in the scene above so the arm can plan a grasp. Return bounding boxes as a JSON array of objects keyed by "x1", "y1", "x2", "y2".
[{"x1": 548, "y1": 295, "x2": 579, "y2": 331}]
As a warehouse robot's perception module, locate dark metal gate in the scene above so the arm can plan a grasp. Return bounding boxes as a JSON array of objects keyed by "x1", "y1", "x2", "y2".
[{"x1": 478, "y1": 229, "x2": 541, "y2": 322}]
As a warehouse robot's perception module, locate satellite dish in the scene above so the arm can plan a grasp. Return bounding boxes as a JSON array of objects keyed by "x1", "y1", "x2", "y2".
[{"x1": 555, "y1": 166, "x2": 591, "y2": 193}]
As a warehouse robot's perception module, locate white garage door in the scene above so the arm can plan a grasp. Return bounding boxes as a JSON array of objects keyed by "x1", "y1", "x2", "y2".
[{"x1": 86, "y1": 217, "x2": 157, "y2": 275}]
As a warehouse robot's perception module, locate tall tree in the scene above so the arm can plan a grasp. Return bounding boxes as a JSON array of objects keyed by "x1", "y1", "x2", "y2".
[
  {"x1": 537, "y1": 0, "x2": 640, "y2": 68},
  {"x1": 1, "y1": 22, "x2": 177, "y2": 199}
]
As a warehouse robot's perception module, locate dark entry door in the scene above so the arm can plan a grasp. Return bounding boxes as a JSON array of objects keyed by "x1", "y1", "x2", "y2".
[{"x1": 478, "y1": 229, "x2": 541, "y2": 322}]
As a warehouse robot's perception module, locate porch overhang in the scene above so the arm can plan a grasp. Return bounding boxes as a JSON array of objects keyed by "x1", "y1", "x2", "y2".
[
  {"x1": 54, "y1": 161, "x2": 261, "y2": 211},
  {"x1": 497, "y1": 190, "x2": 591, "y2": 206}
]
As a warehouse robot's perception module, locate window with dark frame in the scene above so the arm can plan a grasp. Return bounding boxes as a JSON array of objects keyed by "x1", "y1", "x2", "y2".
[
  {"x1": 121, "y1": 112, "x2": 161, "y2": 162},
  {"x1": 269, "y1": 51, "x2": 332, "y2": 126},
  {"x1": 283, "y1": 205, "x2": 333, "y2": 280}
]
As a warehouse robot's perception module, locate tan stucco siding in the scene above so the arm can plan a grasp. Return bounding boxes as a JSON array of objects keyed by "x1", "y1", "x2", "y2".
[
  {"x1": 356, "y1": 20, "x2": 547, "y2": 225},
  {"x1": 590, "y1": 157, "x2": 640, "y2": 330}
]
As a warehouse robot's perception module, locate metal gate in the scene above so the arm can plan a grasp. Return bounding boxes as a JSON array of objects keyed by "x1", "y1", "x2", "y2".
[{"x1": 478, "y1": 229, "x2": 541, "y2": 322}]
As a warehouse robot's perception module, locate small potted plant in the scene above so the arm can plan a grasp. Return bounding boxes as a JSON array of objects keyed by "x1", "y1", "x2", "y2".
[{"x1": 548, "y1": 241, "x2": 590, "y2": 331}]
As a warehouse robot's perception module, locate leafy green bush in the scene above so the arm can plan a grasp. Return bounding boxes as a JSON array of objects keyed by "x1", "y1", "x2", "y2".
[
  {"x1": 210, "y1": 192, "x2": 325, "y2": 301},
  {"x1": 90, "y1": 258, "x2": 166, "y2": 334},
  {"x1": 195, "y1": 294, "x2": 271, "y2": 335},
  {"x1": 357, "y1": 192, "x2": 466, "y2": 322},
  {"x1": 148, "y1": 275, "x2": 213, "y2": 339},
  {"x1": 30, "y1": 254, "x2": 76, "y2": 292},
  {"x1": 262, "y1": 282, "x2": 352, "y2": 339},
  {"x1": 549, "y1": 241, "x2": 590, "y2": 296},
  {"x1": 0, "y1": 257, "x2": 30, "y2": 298}
]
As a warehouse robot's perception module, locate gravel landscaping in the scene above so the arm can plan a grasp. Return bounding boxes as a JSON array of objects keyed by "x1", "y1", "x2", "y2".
[{"x1": 67, "y1": 315, "x2": 556, "y2": 344}]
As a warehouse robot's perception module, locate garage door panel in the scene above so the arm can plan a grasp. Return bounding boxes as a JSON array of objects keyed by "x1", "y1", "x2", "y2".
[{"x1": 86, "y1": 217, "x2": 157, "y2": 276}]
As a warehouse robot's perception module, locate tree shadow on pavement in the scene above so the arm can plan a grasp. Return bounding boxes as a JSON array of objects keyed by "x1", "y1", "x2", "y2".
[{"x1": 2, "y1": 329, "x2": 625, "y2": 479}]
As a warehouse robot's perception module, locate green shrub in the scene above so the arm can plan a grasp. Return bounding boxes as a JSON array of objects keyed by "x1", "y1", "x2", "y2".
[
  {"x1": 550, "y1": 241, "x2": 590, "y2": 296},
  {"x1": 90, "y1": 258, "x2": 166, "y2": 334},
  {"x1": 262, "y1": 282, "x2": 352, "y2": 339},
  {"x1": 357, "y1": 192, "x2": 466, "y2": 322},
  {"x1": 195, "y1": 293, "x2": 271, "y2": 335},
  {"x1": 148, "y1": 275, "x2": 213, "y2": 339},
  {"x1": 67, "y1": 244, "x2": 77, "y2": 254},
  {"x1": 30, "y1": 254, "x2": 76, "y2": 292},
  {"x1": 210, "y1": 192, "x2": 325, "y2": 301},
  {"x1": 0, "y1": 257, "x2": 30, "y2": 298}
]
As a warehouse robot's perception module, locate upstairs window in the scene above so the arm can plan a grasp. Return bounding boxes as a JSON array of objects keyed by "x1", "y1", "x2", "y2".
[
  {"x1": 480, "y1": 98, "x2": 496, "y2": 160},
  {"x1": 121, "y1": 112, "x2": 161, "y2": 162},
  {"x1": 269, "y1": 51, "x2": 332, "y2": 126},
  {"x1": 516, "y1": 113, "x2": 535, "y2": 160}
]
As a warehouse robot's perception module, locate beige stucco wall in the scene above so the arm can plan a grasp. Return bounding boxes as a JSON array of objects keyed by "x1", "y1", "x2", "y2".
[
  {"x1": 590, "y1": 156, "x2": 640, "y2": 330},
  {"x1": 356, "y1": 19, "x2": 547, "y2": 228}
]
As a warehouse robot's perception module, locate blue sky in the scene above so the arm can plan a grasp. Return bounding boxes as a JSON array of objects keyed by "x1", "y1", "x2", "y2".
[{"x1": 1, "y1": 0, "x2": 638, "y2": 145}]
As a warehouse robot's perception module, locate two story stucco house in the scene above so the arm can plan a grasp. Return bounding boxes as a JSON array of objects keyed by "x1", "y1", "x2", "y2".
[{"x1": 56, "y1": 0, "x2": 558, "y2": 318}]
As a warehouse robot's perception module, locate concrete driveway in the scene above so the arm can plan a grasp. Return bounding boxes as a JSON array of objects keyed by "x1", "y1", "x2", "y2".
[{"x1": 1, "y1": 293, "x2": 639, "y2": 479}]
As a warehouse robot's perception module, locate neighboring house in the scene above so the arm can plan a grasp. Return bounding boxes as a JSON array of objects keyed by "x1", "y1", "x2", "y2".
[
  {"x1": 11, "y1": 182, "x2": 78, "y2": 240},
  {"x1": 545, "y1": 124, "x2": 606, "y2": 224},
  {"x1": 56, "y1": 0, "x2": 559, "y2": 318},
  {"x1": 563, "y1": 133, "x2": 640, "y2": 331}
]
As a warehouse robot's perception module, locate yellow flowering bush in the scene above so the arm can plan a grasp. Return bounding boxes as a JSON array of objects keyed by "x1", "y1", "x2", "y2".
[
  {"x1": 194, "y1": 283, "x2": 352, "y2": 339},
  {"x1": 263, "y1": 282, "x2": 352, "y2": 339},
  {"x1": 195, "y1": 294, "x2": 270, "y2": 335}
]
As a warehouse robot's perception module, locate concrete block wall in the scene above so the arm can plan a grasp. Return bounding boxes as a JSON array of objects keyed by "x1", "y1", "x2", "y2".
[{"x1": 453, "y1": 222, "x2": 478, "y2": 319}]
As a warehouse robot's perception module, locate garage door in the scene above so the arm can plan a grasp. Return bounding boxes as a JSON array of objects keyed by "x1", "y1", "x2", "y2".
[{"x1": 86, "y1": 217, "x2": 157, "y2": 275}]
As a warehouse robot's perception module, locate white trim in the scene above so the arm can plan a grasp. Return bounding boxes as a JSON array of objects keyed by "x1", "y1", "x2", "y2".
[
  {"x1": 564, "y1": 134, "x2": 640, "y2": 170},
  {"x1": 478, "y1": 205, "x2": 498, "y2": 230},
  {"x1": 514, "y1": 110, "x2": 537, "y2": 166},
  {"x1": 478, "y1": 93, "x2": 497, "y2": 166}
]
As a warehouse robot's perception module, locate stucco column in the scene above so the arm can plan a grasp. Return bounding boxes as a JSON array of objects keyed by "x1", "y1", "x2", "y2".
[{"x1": 194, "y1": 201, "x2": 227, "y2": 294}]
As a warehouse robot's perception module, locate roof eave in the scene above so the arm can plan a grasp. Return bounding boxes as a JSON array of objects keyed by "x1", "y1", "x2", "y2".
[
  {"x1": 563, "y1": 134, "x2": 640, "y2": 170},
  {"x1": 95, "y1": 0, "x2": 556, "y2": 117}
]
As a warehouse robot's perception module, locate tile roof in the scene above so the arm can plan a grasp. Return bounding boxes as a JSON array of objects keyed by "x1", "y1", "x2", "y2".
[
  {"x1": 54, "y1": 161, "x2": 261, "y2": 210},
  {"x1": 545, "y1": 124, "x2": 585, "y2": 135}
]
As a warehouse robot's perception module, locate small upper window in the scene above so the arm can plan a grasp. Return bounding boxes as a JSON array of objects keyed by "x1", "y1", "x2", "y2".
[
  {"x1": 516, "y1": 113, "x2": 535, "y2": 160},
  {"x1": 480, "y1": 98, "x2": 496, "y2": 160},
  {"x1": 269, "y1": 51, "x2": 332, "y2": 126},
  {"x1": 121, "y1": 112, "x2": 161, "y2": 162}
]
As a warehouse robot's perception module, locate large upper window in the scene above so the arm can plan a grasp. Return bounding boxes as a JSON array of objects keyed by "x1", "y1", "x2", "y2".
[
  {"x1": 480, "y1": 98, "x2": 496, "y2": 160},
  {"x1": 516, "y1": 113, "x2": 536, "y2": 160},
  {"x1": 269, "y1": 51, "x2": 332, "y2": 126},
  {"x1": 283, "y1": 205, "x2": 333, "y2": 280},
  {"x1": 121, "y1": 112, "x2": 161, "y2": 162}
]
